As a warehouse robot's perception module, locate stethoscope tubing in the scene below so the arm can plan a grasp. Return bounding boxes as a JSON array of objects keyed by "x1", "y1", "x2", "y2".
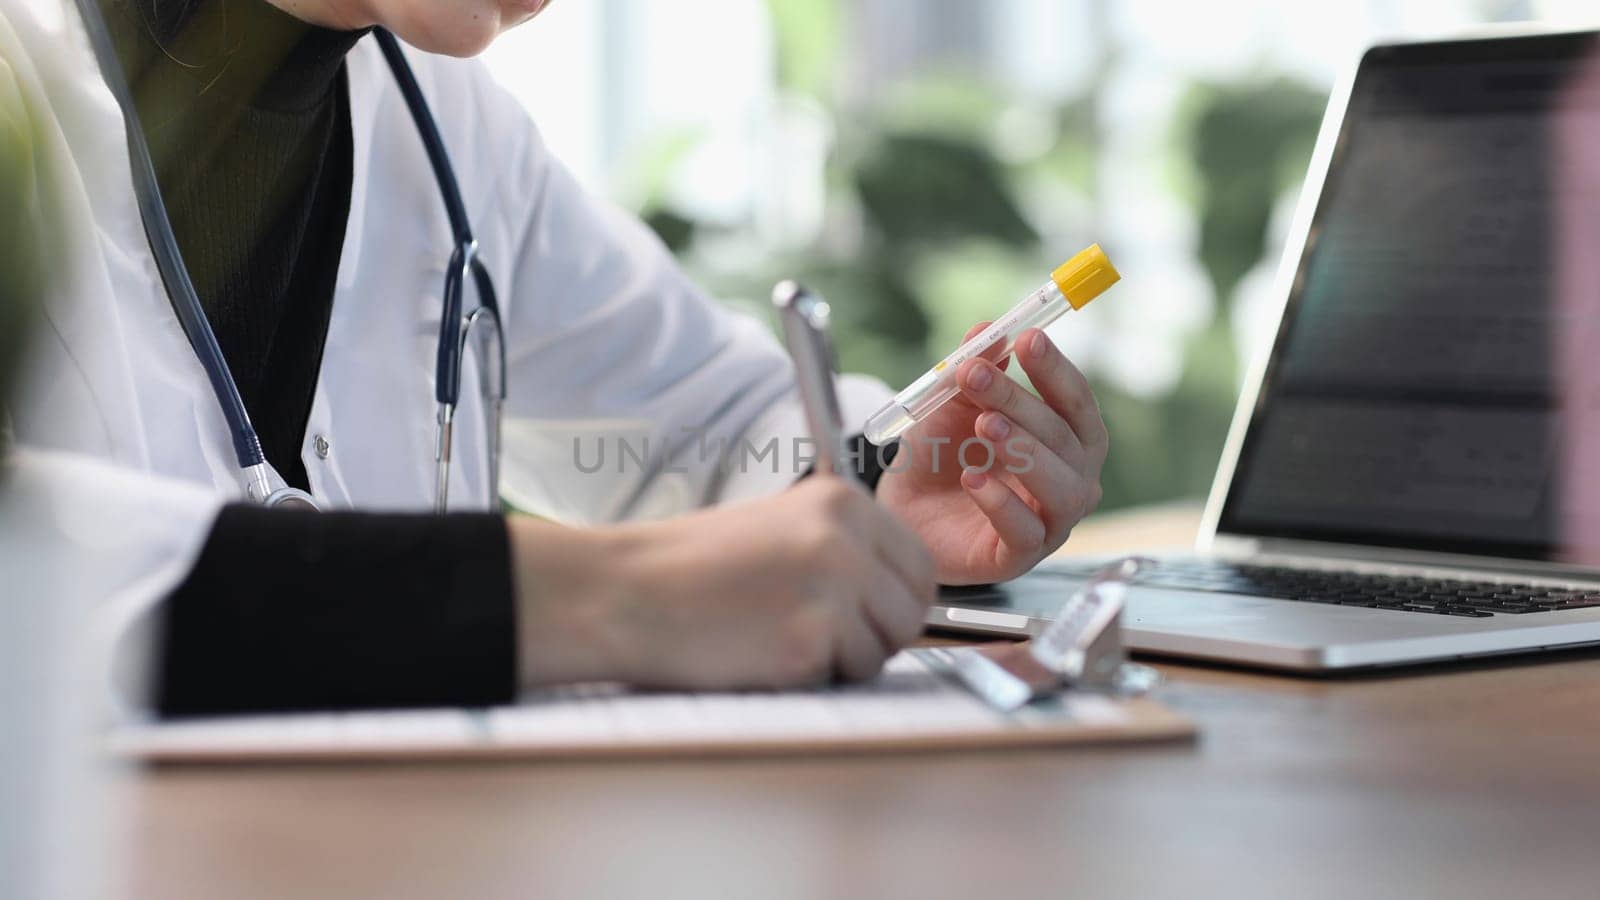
[
  {"x1": 71, "y1": 0, "x2": 266, "y2": 471},
  {"x1": 374, "y1": 29, "x2": 505, "y2": 412}
]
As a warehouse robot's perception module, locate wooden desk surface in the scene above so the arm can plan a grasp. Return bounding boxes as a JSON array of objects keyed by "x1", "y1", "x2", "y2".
[{"x1": 122, "y1": 506, "x2": 1600, "y2": 900}]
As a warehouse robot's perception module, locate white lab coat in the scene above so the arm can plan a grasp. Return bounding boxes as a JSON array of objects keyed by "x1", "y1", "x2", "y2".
[{"x1": 3, "y1": 2, "x2": 890, "y2": 613}]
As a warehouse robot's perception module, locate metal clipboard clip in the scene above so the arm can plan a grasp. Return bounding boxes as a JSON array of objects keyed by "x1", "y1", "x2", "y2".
[{"x1": 916, "y1": 558, "x2": 1162, "y2": 712}]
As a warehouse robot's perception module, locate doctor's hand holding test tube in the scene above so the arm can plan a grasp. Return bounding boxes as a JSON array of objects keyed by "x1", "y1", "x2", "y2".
[{"x1": 872, "y1": 245, "x2": 1120, "y2": 586}]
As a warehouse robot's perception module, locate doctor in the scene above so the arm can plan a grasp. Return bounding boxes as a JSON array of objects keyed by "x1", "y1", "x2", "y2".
[{"x1": 4, "y1": 0, "x2": 1109, "y2": 714}]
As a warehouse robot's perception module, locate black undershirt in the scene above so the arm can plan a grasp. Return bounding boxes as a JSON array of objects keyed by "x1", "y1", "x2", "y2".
[
  {"x1": 105, "y1": 0, "x2": 354, "y2": 490},
  {"x1": 105, "y1": 0, "x2": 516, "y2": 716}
]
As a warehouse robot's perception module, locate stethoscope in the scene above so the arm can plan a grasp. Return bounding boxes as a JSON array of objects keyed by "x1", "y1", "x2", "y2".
[{"x1": 73, "y1": 1, "x2": 506, "y2": 513}]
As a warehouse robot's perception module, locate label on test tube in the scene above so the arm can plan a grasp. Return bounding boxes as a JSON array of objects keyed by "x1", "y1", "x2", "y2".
[{"x1": 863, "y1": 244, "x2": 1120, "y2": 445}]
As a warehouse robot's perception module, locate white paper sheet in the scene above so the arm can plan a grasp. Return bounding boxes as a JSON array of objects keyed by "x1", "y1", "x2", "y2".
[{"x1": 113, "y1": 652, "x2": 1137, "y2": 761}]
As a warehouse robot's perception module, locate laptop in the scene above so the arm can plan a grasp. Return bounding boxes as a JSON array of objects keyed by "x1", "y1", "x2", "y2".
[{"x1": 927, "y1": 28, "x2": 1600, "y2": 672}]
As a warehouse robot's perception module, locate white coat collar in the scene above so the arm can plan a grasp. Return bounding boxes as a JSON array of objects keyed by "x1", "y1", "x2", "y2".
[{"x1": 337, "y1": 33, "x2": 384, "y2": 293}]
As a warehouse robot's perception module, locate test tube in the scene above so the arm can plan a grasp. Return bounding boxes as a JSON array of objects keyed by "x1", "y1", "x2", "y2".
[{"x1": 863, "y1": 244, "x2": 1121, "y2": 445}]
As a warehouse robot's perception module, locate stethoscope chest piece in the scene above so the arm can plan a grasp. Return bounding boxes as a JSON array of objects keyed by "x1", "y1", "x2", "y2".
[
  {"x1": 243, "y1": 463, "x2": 323, "y2": 511},
  {"x1": 264, "y1": 489, "x2": 321, "y2": 512}
]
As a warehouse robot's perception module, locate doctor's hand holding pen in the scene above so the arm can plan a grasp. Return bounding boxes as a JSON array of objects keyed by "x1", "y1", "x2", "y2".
[{"x1": 508, "y1": 476, "x2": 937, "y2": 689}]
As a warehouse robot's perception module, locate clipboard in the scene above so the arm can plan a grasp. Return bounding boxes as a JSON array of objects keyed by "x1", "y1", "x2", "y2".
[{"x1": 113, "y1": 651, "x2": 1194, "y2": 763}]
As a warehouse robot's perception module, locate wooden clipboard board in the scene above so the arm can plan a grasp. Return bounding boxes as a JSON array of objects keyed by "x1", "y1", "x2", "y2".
[{"x1": 114, "y1": 652, "x2": 1195, "y2": 764}]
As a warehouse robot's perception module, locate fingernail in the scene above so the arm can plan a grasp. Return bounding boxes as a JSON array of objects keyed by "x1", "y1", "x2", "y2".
[
  {"x1": 962, "y1": 468, "x2": 988, "y2": 489},
  {"x1": 981, "y1": 413, "x2": 1010, "y2": 440},
  {"x1": 966, "y1": 362, "x2": 994, "y2": 391},
  {"x1": 1029, "y1": 332, "x2": 1049, "y2": 359}
]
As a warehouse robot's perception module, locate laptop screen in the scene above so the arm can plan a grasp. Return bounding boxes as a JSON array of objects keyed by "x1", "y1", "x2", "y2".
[{"x1": 1217, "y1": 32, "x2": 1600, "y2": 565}]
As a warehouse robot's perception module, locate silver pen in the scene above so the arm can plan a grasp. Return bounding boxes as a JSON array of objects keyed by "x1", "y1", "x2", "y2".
[{"x1": 771, "y1": 281, "x2": 848, "y2": 476}]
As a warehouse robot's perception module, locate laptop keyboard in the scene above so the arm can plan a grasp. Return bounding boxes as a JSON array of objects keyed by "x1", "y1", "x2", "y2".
[{"x1": 1061, "y1": 560, "x2": 1600, "y2": 618}]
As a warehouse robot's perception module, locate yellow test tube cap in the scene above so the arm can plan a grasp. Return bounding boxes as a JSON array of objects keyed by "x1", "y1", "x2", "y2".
[{"x1": 1051, "y1": 244, "x2": 1121, "y2": 309}]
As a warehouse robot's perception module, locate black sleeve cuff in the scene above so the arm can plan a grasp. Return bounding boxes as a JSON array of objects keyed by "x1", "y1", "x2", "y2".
[
  {"x1": 800, "y1": 433, "x2": 900, "y2": 492},
  {"x1": 849, "y1": 433, "x2": 900, "y2": 492},
  {"x1": 156, "y1": 504, "x2": 517, "y2": 717}
]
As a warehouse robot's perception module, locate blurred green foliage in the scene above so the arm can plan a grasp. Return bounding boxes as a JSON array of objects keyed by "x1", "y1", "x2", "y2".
[
  {"x1": 1084, "y1": 78, "x2": 1326, "y2": 509},
  {"x1": 855, "y1": 133, "x2": 1038, "y2": 248},
  {"x1": 1089, "y1": 77, "x2": 1326, "y2": 509},
  {"x1": 766, "y1": 0, "x2": 843, "y2": 101},
  {"x1": 1185, "y1": 78, "x2": 1326, "y2": 311},
  {"x1": 635, "y1": 2, "x2": 1327, "y2": 512}
]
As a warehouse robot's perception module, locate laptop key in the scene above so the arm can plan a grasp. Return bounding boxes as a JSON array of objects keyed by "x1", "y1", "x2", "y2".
[{"x1": 1456, "y1": 600, "x2": 1517, "y2": 612}]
